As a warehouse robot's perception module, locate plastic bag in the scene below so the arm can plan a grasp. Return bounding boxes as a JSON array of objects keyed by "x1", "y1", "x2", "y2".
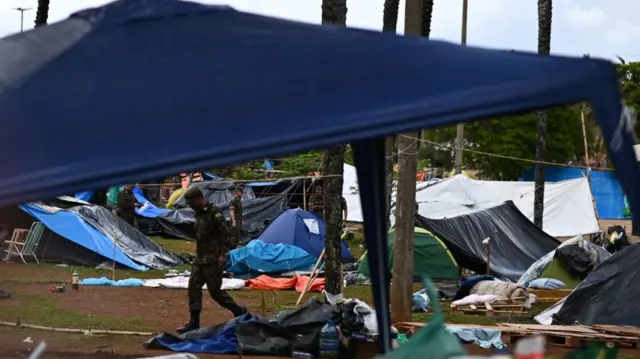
[{"x1": 378, "y1": 276, "x2": 467, "y2": 359}]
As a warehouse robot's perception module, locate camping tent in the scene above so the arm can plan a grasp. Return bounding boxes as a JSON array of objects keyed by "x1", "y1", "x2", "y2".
[
  {"x1": 518, "y1": 236, "x2": 611, "y2": 289},
  {"x1": 416, "y1": 201, "x2": 561, "y2": 281},
  {"x1": 257, "y1": 209, "x2": 354, "y2": 261},
  {"x1": 359, "y1": 228, "x2": 459, "y2": 280},
  {"x1": 1, "y1": 0, "x2": 637, "y2": 352},
  {"x1": 554, "y1": 243, "x2": 640, "y2": 326}
]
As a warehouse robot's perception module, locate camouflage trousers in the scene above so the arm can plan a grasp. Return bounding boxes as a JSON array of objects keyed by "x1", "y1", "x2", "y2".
[{"x1": 188, "y1": 263, "x2": 243, "y2": 315}]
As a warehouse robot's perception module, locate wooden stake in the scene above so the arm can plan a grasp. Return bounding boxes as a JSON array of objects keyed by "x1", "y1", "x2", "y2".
[
  {"x1": 484, "y1": 237, "x2": 491, "y2": 275},
  {"x1": 112, "y1": 236, "x2": 117, "y2": 281},
  {"x1": 295, "y1": 248, "x2": 325, "y2": 307},
  {"x1": 581, "y1": 105, "x2": 600, "y2": 220},
  {"x1": 260, "y1": 291, "x2": 266, "y2": 316}
]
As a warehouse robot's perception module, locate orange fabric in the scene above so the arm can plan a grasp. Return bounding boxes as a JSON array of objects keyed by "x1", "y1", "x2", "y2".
[{"x1": 245, "y1": 274, "x2": 325, "y2": 292}]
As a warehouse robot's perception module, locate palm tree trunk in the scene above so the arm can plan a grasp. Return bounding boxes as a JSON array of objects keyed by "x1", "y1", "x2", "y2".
[
  {"x1": 382, "y1": 0, "x2": 400, "y2": 231},
  {"x1": 533, "y1": 0, "x2": 552, "y2": 229},
  {"x1": 321, "y1": 0, "x2": 347, "y2": 296},
  {"x1": 34, "y1": 0, "x2": 50, "y2": 28}
]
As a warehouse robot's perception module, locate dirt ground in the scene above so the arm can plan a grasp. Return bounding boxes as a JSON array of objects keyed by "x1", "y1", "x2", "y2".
[{"x1": 1, "y1": 262, "x2": 639, "y2": 359}]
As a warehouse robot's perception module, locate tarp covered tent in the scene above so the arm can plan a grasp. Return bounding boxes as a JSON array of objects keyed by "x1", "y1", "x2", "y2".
[
  {"x1": 155, "y1": 182, "x2": 299, "y2": 243},
  {"x1": 0, "y1": 198, "x2": 182, "y2": 270},
  {"x1": 226, "y1": 240, "x2": 316, "y2": 277},
  {"x1": 1, "y1": 0, "x2": 638, "y2": 352},
  {"x1": 344, "y1": 169, "x2": 599, "y2": 238},
  {"x1": 518, "y1": 236, "x2": 611, "y2": 289},
  {"x1": 257, "y1": 209, "x2": 354, "y2": 261},
  {"x1": 358, "y1": 227, "x2": 459, "y2": 280},
  {"x1": 416, "y1": 201, "x2": 561, "y2": 281},
  {"x1": 554, "y1": 243, "x2": 640, "y2": 326}
]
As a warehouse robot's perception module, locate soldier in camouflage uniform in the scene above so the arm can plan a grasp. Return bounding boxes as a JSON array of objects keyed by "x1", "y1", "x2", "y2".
[
  {"x1": 228, "y1": 185, "x2": 244, "y2": 248},
  {"x1": 177, "y1": 188, "x2": 247, "y2": 334},
  {"x1": 309, "y1": 184, "x2": 324, "y2": 219}
]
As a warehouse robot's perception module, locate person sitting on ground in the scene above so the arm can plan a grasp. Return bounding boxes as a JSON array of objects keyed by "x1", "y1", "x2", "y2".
[{"x1": 177, "y1": 187, "x2": 247, "y2": 334}]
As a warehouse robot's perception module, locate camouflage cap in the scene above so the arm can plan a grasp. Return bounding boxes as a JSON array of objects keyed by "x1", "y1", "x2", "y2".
[{"x1": 183, "y1": 187, "x2": 204, "y2": 200}]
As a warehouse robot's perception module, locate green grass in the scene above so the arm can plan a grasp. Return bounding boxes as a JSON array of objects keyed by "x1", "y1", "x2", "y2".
[{"x1": 0, "y1": 292, "x2": 153, "y2": 332}]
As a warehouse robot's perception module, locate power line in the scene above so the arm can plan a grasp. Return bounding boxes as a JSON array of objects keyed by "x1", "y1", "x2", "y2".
[{"x1": 397, "y1": 134, "x2": 614, "y2": 172}]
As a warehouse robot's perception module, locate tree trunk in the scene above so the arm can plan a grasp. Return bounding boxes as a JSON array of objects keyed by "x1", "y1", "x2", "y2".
[
  {"x1": 34, "y1": 0, "x2": 50, "y2": 28},
  {"x1": 533, "y1": 0, "x2": 552, "y2": 228},
  {"x1": 390, "y1": 0, "x2": 430, "y2": 324},
  {"x1": 382, "y1": 0, "x2": 400, "y2": 230},
  {"x1": 321, "y1": 0, "x2": 347, "y2": 296}
]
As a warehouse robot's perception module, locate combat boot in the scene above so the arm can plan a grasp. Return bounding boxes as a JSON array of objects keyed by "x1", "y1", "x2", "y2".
[
  {"x1": 233, "y1": 306, "x2": 248, "y2": 317},
  {"x1": 176, "y1": 310, "x2": 200, "y2": 334}
]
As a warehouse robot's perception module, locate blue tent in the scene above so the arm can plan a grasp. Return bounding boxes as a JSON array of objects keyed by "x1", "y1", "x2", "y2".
[
  {"x1": 258, "y1": 209, "x2": 354, "y2": 260},
  {"x1": 0, "y1": 0, "x2": 638, "y2": 352}
]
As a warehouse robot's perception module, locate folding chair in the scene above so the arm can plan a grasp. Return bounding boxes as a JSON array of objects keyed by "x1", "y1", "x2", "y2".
[{"x1": 3, "y1": 222, "x2": 45, "y2": 264}]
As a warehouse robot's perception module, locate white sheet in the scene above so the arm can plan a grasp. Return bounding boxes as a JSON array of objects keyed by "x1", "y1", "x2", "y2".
[
  {"x1": 143, "y1": 276, "x2": 245, "y2": 290},
  {"x1": 342, "y1": 165, "x2": 599, "y2": 237}
]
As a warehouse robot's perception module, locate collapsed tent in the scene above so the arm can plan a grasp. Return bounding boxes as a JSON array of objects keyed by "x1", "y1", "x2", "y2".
[
  {"x1": 359, "y1": 228, "x2": 459, "y2": 280},
  {"x1": 1, "y1": 0, "x2": 638, "y2": 353},
  {"x1": 1, "y1": 198, "x2": 182, "y2": 270},
  {"x1": 554, "y1": 243, "x2": 640, "y2": 326},
  {"x1": 154, "y1": 181, "x2": 302, "y2": 243},
  {"x1": 416, "y1": 201, "x2": 560, "y2": 281},
  {"x1": 257, "y1": 208, "x2": 354, "y2": 261},
  {"x1": 345, "y1": 169, "x2": 599, "y2": 238},
  {"x1": 518, "y1": 236, "x2": 611, "y2": 289},
  {"x1": 226, "y1": 240, "x2": 316, "y2": 277}
]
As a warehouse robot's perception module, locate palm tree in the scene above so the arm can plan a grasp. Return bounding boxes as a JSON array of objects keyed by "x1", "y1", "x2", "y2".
[
  {"x1": 34, "y1": 0, "x2": 50, "y2": 28},
  {"x1": 533, "y1": 0, "x2": 552, "y2": 228},
  {"x1": 320, "y1": 0, "x2": 347, "y2": 296}
]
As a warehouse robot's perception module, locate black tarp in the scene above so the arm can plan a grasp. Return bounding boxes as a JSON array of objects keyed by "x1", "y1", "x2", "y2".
[
  {"x1": 415, "y1": 201, "x2": 561, "y2": 281},
  {"x1": 69, "y1": 205, "x2": 183, "y2": 269},
  {"x1": 156, "y1": 181, "x2": 302, "y2": 243},
  {"x1": 556, "y1": 245, "x2": 593, "y2": 278},
  {"x1": 171, "y1": 179, "x2": 257, "y2": 209},
  {"x1": 555, "y1": 243, "x2": 640, "y2": 326}
]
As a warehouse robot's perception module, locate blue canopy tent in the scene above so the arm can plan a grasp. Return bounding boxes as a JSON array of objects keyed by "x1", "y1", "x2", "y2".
[{"x1": 0, "y1": 0, "x2": 638, "y2": 353}]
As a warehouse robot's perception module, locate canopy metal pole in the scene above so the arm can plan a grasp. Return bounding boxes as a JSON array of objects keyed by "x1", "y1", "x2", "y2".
[
  {"x1": 454, "y1": 0, "x2": 469, "y2": 174},
  {"x1": 303, "y1": 180, "x2": 307, "y2": 210}
]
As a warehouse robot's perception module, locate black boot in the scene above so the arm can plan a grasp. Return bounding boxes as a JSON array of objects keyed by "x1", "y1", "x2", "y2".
[
  {"x1": 232, "y1": 306, "x2": 248, "y2": 317},
  {"x1": 176, "y1": 310, "x2": 200, "y2": 334}
]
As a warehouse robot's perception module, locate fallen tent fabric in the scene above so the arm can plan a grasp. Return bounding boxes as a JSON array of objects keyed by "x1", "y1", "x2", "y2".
[
  {"x1": 19, "y1": 202, "x2": 182, "y2": 270},
  {"x1": 345, "y1": 170, "x2": 599, "y2": 238},
  {"x1": 416, "y1": 201, "x2": 561, "y2": 281},
  {"x1": 554, "y1": 243, "x2": 640, "y2": 326},
  {"x1": 1, "y1": 0, "x2": 638, "y2": 353},
  {"x1": 359, "y1": 227, "x2": 459, "y2": 280},
  {"x1": 156, "y1": 183, "x2": 298, "y2": 243},
  {"x1": 226, "y1": 240, "x2": 316, "y2": 277},
  {"x1": 143, "y1": 276, "x2": 245, "y2": 290},
  {"x1": 144, "y1": 298, "x2": 336, "y2": 355},
  {"x1": 517, "y1": 236, "x2": 611, "y2": 289},
  {"x1": 245, "y1": 274, "x2": 325, "y2": 292},
  {"x1": 258, "y1": 208, "x2": 354, "y2": 260}
]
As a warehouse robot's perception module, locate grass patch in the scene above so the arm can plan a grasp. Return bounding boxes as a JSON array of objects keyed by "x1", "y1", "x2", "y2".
[
  {"x1": 150, "y1": 236, "x2": 195, "y2": 255},
  {"x1": 0, "y1": 292, "x2": 153, "y2": 332}
]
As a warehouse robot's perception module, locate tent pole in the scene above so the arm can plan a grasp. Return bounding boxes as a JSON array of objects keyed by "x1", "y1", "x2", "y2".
[
  {"x1": 112, "y1": 236, "x2": 118, "y2": 280},
  {"x1": 303, "y1": 180, "x2": 307, "y2": 210},
  {"x1": 581, "y1": 104, "x2": 599, "y2": 220}
]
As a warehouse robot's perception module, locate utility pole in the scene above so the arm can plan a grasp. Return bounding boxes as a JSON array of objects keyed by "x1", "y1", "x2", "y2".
[
  {"x1": 13, "y1": 7, "x2": 32, "y2": 32},
  {"x1": 454, "y1": 0, "x2": 468, "y2": 174},
  {"x1": 391, "y1": 0, "x2": 422, "y2": 324}
]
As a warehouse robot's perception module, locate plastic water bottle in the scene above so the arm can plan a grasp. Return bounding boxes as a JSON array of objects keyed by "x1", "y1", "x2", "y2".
[{"x1": 318, "y1": 320, "x2": 339, "y2": 358}]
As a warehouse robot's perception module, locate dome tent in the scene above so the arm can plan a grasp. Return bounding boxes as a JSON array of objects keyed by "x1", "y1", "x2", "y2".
[
  {"x1": 258, "y1": 208, "x2": 354, "y2": 261},
  {"x1": 358, "y1": 227, "x2": 459, "y2": 280}
]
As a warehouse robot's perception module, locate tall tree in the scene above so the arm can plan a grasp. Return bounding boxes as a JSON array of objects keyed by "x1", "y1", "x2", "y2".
[
  {"x1": 382, "y1": 0, "x2": 400, "y2": 231},
  {"x1": 320, "y1": 0, "x2": 347, "y2": 296},
  {"x1": 533, "y1": 0, "x2": 552, "y2": 228},
  {"x1": 34, "y1": 0, "x2": 50, "y2": 28},
  {"x1": 391, "y1": 0, "x2": 433, "y2": 324}
]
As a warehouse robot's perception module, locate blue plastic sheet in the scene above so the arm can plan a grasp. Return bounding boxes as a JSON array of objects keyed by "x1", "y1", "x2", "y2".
[
  {"x1": 74, "y1": 191, "x2": 94, "y2": 202},
  {"x1": 20, "y1": 204, "x2": 147, "y2": 270},
  {"x1": 133, "y1": 186, "x2": 170, "y2": 218},
  {"x1": 226, "y1": 240, "x2": 316, "y2": 276},
  {"x1": 80, "y1": 277, "x2": 144, "y2": 286},
  {"x1": 521, "y1": 167, "x2": 626, "y2": 219}
]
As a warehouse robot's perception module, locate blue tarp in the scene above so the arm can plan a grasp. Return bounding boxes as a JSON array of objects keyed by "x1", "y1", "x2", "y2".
[
  {"x1": 1, "y1": 0, "x2": 638, "y2": 352},
  {"x1": 19, "y1": 204, "x2": 147, "y2": 270},
  {"x1": 258, "y1": 209, "x2": 354, "y2": 260},
  {"x1": 226, "y1": 240, "x2": 316, "y2": 276},
  {"x1": 133, "y1": 186, "x2": 170, "y2": 218},
  {"x1": 75, "y1": 191, "x2": 94, "y2": 202},
  {"x1": 522, "y1": 166, "x2": 627, "y2": 219}
]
